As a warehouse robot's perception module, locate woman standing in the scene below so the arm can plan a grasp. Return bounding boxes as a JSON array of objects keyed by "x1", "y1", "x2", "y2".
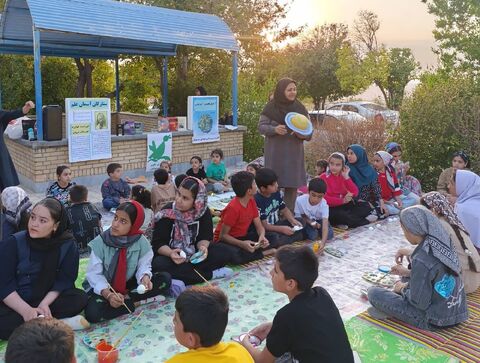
[
  {"x1": 0, "y1": 198, "x2": 88, "y2": 339},
  {"x1": 0, "y1": 101, "x2": 35, "y2": 192},
  {"x1": 259, "y1": 78, "x2": 312, "y2": 211}
]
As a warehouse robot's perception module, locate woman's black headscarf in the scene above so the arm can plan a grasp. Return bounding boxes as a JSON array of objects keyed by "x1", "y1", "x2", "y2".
[
  {"x1": 261, "y1": 78, "x2": 309, "y2": 124},
  {"x1": 27, "y1": 198, "x2": 74, "y2": 302}
]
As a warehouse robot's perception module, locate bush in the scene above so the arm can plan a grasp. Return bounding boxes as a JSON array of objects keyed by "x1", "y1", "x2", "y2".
[
  {"x1": 305, "y1": 118, "x2": 388, "y2": 174},
  {"x1": 396, "y1": 74, "x2": 479, "y2": 191}
]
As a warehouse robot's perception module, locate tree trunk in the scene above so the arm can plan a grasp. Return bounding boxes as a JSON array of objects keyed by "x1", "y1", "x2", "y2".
[
  {"x1": 75, "y1": 58, "x2": 86, "y2": 97},
  {"x1": 374, "y1": 80, "x2": 390, "y2": 109},
  {"x1": 85, "y1": 59, "x2": 94, "y2": 97}
]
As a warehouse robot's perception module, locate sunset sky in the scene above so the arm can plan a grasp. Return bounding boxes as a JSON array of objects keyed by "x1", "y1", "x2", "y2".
[{"x1": 284, "y1": 0, "x2": 438, "y2": 68}]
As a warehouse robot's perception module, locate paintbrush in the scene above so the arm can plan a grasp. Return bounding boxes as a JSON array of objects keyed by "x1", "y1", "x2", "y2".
[
  {"x1": 108, "y1": 283, "x2": 133, "y2": 314},
  {"x1": 105, "y1": 311, "x2": 144, "y2": 358},
  {"x1": 193, "y1": 268, "x2": 211, "y2": 285}
]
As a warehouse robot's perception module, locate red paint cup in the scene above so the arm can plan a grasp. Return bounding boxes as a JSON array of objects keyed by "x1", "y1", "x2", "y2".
[{"x1": 96, "y1": 341, "x2": 119, "y2": 363}]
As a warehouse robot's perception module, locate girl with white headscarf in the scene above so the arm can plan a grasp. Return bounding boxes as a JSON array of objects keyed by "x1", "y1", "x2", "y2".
[
  {"x1": 368, "y1": 205, "x2": 468, "y2": 330},
  {"x1": 450, "y1": 170, "x2": 480, "y2": 249},
  {"x1": 421, "y1": 191, "x2": 480, "y2": 293},
  {"x1": 373, "y1": 151, "x2": 419, "y2": 216},
  {"x1": 1, "y1": 186, "x2": 32, "y2": 240}
]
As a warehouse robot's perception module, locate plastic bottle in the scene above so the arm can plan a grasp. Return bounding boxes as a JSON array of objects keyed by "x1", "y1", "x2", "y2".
[{"x1": 27, "y1": 128, "x2": 34, "y2": 141}]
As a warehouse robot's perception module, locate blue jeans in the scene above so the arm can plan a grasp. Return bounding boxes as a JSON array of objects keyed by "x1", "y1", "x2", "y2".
[
  {"x1": 102, "y1": 197, "x2": 119, "y2": 210},
  {"x1": 303, "y1": 220, "x2": 334, "y2": 241},
  {"x1": 385, "y1": 193, "x2": 419, "y2": 215},
  {"x1": 367, "y1": 287, "x2": 430, "y2": 330}
]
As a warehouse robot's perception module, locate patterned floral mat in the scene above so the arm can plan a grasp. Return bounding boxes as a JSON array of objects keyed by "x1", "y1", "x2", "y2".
[{"x1": 0, "y1": 220, "x2": 461, "y2": 362}]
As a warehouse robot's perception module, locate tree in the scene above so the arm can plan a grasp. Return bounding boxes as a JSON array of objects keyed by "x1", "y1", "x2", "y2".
[
  {"x1": 336, "y1": 10, "x2": 419, "y2": 110},
  {"x1": 288, "y1": 24, "x2": 350, "y2": 110},
  {"x1": 422, "y1": 0, "x2": 480, "y2": 70}
]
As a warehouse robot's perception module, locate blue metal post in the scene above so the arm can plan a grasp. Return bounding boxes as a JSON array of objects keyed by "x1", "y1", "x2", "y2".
[
  {"x1": 0, "y1": 83, "x2": 2, "y2": 109},
  {"x1": 33, "y1": 28, "x2": 43, "y2": 140},
  {"x1": 162, "y1": 57, "x2": 168, "y2": 117},
  {"x1": 232, "y1": 51, "x2": 238, "y2": 126},
  {"x1": 115, "y1": 58, "x2": 120, "y2": 112}
]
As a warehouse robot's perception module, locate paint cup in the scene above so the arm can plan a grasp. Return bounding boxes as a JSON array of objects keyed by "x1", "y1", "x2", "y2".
[{"x1": 96, "y1": 341, "x2": 119, "y2": 363}]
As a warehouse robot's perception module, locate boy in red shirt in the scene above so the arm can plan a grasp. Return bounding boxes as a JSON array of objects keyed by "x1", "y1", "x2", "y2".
[{"x1": 214, "y1": 171, "x2": 274, "y2": 264}]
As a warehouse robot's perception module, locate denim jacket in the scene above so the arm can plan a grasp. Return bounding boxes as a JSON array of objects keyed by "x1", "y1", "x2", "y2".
[{"x1": 404, "y1": 243, "x2": 468, "y2": 327}]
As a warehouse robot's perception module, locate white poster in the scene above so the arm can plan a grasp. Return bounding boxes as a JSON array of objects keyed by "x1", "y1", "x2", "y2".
[
  {"x1": 146, "y1": 132, "x2": 173, "y2": 172},
  {"x1": 66, "y1": 98, "x2": 112, "y2": 163},
  {"x1": 187, "y1": 96, "x2": 220, "y2": 143}
]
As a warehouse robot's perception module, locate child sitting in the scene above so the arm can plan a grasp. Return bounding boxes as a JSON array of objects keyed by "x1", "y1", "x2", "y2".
[
  {"x1": 165, "y1": 286, "x2": 253, "y2": 363},
  {"x1": 1, "y1": 186, "x2": 31, "y2": 240},
  {"x1": 255, "y1": 168, "x2": 304, "y2": 247},
  {"x1": 46, "y1": 165, "x2": 76, "y2": 207},
  {"x1": 186, "y1": 156, "x2": 208, "y2": 184},
  {"x1": 386, "y1": 142, "x2": 422, "y2": 197},
  {"x1": 206, "y1": 148, "x2": 229, "y2": 193},
  {"x1": 6, "y1": 318, "x2": 75, "y2": 363},
  {"x1": 214, "y1": 171, "x2": 273, "y2": 265},
  {"x1": 315, "y1": 159, "x2": 328, "y2": 176},
  {"x1": 320, "y1": 153, "x2": 372, "y2": 228},
  {"x1": 160, "y1": 160, "x2": 175, "y2": 183},
  {"x1": 66, "y1": 185, "x2": 102, "y2": 256},
  {"x1": 151, "y1": 177, "x2": 232, "y2": 285},
  {"x1": 368, "y1": 206, "x2": 468, "y2": 330},
  {"x1": 373, "y1": 151, "x2": 403, "y2": 216},
  {"x1": 240, "y1": 246, "x2": 354, "y2": 362},
  {"x1": 295, "y1": 178, "x2": 333, "y2": 250},
  {"x1": 437, "y1": 150, "x2": 470, "y2": 203},
  {"x1": 346, "y1": 144, "x2": 385, "y2": 218},
  {"x1": 246, "y1": 162, "x2": 261, "y2": 176},
  {"x1": 151, "y1": 168, "x2": 176, "y2": 214},
  {"x1": 84, "y1": 201, "x2": 171, "y2": 323},
  {"x1": 131, "y1": 185, "x2": 154, "y2": 240},
  {"x1": 101, "y1": 163, "x2": 131, "y2": 210}
]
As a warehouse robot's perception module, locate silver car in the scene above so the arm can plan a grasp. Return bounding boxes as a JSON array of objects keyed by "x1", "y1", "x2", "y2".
[
  {"x1": 327, "y1": 101, "x2": 399, "y2": 123},
  {"x1": 309, "y1": 109, "x2": 366, "y2": 128}
]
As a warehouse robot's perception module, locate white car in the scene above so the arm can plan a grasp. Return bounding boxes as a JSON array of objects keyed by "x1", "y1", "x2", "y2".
[
  {"x1": 327, "y1": 102, "x2": 399, "y2": 123},
  {"x1": 309, "y1": 109, "x2": 367, "y2": 128}
]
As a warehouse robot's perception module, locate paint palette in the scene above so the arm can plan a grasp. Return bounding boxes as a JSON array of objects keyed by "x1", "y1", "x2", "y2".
[
  {"x1": 362, "y1": 271, "x2": 397, "y2": 287},
  {"x1": 83, "y1": 333, "x2": 132, "y2": 350},
  {"x1": 325, "y1": 247, "x2": 345, "y2": 258},
  {"x1": 292, "y1": 225, "x2": 303, "y2": 232}
]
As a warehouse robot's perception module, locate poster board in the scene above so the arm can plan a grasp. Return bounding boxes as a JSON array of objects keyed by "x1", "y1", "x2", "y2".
[
  {"x1": 146, "y1": 132, "x2": 173, "y2": 172},
  {"x1": 66, "y1": 98, "x2": 112, "y2": 163},
  {"x1": 187, "y1": 96, "x2": 220, "y2": 143}
]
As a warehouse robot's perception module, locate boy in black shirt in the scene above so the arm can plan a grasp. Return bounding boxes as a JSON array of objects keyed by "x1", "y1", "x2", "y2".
[
  {"x1": 240, "y1": 246, "x2": 353, "y2": 363},
  {"x1": 254, "y1": 168, "x2": 304, "y2": 246}
]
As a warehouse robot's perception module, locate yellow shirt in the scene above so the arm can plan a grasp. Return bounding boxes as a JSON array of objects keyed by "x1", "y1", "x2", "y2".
[{"x1": 165, "y1": 342, "x2": 254, "y2": 363}]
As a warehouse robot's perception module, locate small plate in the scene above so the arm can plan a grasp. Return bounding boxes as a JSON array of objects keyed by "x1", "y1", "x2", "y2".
[
  {"x1": 362, "y1": 271, "x2": 397, "y2": 287},
  {"x1": 292, "y1": 225, "x2": 303, "y2": 232},
  {"x1": 285, "y1": 112, "x2": 313, "y2": 136},
  {"x1": 190, "y1": 250, "x2": 207, "y2": 264},
  {"x1": 83, "y1": 333, "x2": 131, "y2": 350},
  {"x1": 325, "y1": 247, "x2": 344, "y2": 258}
]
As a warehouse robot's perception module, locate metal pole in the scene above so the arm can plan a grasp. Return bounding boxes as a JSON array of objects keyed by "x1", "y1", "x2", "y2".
[
  {"x1": 33, "y1": 28, "x2": 43, "y2": 140},
  {"x1": 162, "y1": 57, "x2": 168, "y2": 117},
  {"x1": 232, "y1": 51, "x2": 238, "y2": 126},
  {"x1": 0, "y1": 82, "x2": 2, "y2": 109},
  {"x1": 115, "y1": 58, "x2": 121, "y2": 112}
]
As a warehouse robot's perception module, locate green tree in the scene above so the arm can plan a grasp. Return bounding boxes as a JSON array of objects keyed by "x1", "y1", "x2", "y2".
[
  {"x1": 288, "y1": 24, "x2": 350, "y2": 110},
  {"x1": 396, "y1": 74, "x2": 479, "y2": 190},
  {"x1": 422, "y1": 0, "x2": 480, "y2": 70}
]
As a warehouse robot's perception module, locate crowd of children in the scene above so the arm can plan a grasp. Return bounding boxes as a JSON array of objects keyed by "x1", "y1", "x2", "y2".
[{"x1": 1, "y1": 143, "x2": 480, "y2": 362}]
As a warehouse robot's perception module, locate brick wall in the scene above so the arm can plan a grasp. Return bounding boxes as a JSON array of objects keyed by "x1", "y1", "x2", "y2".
[{"x1": 5, "y1": 127, "x2": 245, "y2": 191}]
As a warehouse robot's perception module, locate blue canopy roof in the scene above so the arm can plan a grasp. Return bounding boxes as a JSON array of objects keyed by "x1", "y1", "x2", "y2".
[{"x1": 0, "y1": 0, "x2": 239, "y2": 58}]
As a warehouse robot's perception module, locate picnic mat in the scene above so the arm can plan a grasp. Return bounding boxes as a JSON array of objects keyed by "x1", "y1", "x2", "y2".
[
  {"x1": 359, "y1": 289, "x2": 480, "y2": 363},
  {"x1": 345, "y1": 317, "x2": 457, "y2": 363}
]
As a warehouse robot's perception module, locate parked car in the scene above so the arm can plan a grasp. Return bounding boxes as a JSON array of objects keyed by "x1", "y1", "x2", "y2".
[
  {"x1": 309, "y1": 109, "x2": 367, "y2": 129},
  {"x1": 327, "y1": 101, "x2": 399, "y2": 123}
]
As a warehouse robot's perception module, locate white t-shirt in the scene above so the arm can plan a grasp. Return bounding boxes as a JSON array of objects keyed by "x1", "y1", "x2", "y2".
[{"x1": 294, "y1": 194, "x2": 329, "y2": 221}]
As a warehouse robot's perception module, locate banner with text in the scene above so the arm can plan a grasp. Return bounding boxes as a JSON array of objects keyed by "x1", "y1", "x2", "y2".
[
  {"x1": 66, "y1": 98, "x2": 112, "y2": 163},
  {"x1": 146, "y1": 132, "x2": 173, "y2": 172}
]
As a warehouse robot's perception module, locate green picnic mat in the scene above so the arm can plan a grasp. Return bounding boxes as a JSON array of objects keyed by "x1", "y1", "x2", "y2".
[{"x1": 345, "y1": 317, "x2": 458, "y2": 363}]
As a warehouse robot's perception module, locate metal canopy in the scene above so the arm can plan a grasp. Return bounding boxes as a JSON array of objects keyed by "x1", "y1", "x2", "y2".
[{"x1": 0, "y1": 0, "x2": 239, "y2": 139}]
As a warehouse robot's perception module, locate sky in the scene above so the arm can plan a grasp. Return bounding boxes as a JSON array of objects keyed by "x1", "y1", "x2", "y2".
[{"x1": 283, "y1": 0, "x2": 438, "y2": 68}]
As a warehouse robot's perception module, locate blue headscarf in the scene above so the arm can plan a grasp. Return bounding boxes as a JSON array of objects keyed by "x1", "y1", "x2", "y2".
[{"x1": 346, "y1": 144, "x2": 378, "y2": 188}]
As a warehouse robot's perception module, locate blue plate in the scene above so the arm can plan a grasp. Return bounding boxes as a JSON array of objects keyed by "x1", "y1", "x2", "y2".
[
  {"x1": 190, "y1": 251, "x2": 207, "y2": 264},
  {"x1": 285, "y1": 112, "x2": 313, "y2": 136}
]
